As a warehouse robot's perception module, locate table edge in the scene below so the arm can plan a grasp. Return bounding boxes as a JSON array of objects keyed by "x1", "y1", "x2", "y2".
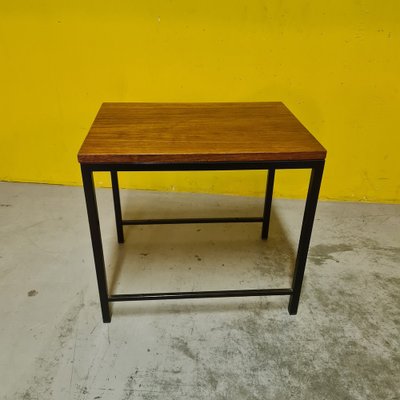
[{"x1": 78, "y1": 150, "x2": 327, "y2": 164}]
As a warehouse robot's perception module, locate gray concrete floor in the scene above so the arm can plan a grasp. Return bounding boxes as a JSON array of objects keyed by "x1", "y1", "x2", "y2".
[{"x1": 0, "y1": 181, "x2": 399, "y2": 400}]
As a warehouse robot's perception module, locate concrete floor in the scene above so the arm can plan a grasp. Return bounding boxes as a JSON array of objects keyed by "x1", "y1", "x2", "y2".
[{"x1": 0, "y1": 181, "x2": 399, "y2": 400}]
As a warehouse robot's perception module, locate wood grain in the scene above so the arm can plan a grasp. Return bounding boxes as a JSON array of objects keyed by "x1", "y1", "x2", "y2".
[{"x1": 78, "y1": 102, "x2": 326, "y2": 164}]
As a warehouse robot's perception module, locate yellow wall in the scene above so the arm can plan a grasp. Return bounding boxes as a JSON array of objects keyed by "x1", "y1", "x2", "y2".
[{"x1": 1, "y1": 1, "x2": 399, "y2": 202}]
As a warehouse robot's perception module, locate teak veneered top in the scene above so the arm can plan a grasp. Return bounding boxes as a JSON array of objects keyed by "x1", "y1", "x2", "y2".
[{"x1": 78, "y1": 102, "x2": 326, "y2": 164}]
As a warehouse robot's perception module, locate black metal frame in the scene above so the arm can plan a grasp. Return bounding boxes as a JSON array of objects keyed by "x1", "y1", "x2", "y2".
[{"x1": 81, "y1": 160, "x2": 324, "y2": 323}]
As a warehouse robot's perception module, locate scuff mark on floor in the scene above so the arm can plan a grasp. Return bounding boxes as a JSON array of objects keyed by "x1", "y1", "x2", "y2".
[
  {"x1": 171, "y1": 337, "x2": 198, "y2": 361},
  {"x1": 14, "y1": 292, "x2": 85, "y2": 399}
]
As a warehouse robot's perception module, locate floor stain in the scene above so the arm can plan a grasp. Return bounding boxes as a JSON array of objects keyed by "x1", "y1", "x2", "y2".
[
  {"x1": 171, "y1": 337, "x2": 198, "y2": 361},
  {"x1": 309, "y1": 243, "x2": 354, "y2": 266},
  {"x1": 21, "y1": 391, "x2": 33, "y2": 400},
  {"x1": 28, "y1": 290, "x2": 38, "y2": 297},
  {"x1": 122, "y1": 375, "x2": 135, "y2": 400},
  {"x1": 360, "y1": 238, "x2": 400, "y2": 265}
]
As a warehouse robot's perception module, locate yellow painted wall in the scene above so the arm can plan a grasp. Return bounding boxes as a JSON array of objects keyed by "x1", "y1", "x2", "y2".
[{"x1": 1, "y1": 1, "x2": 399, "y2": 202}]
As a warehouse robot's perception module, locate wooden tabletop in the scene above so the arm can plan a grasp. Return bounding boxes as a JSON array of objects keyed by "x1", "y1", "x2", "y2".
[{"x1": 78, "y1": 102, "x2": 326, "y2": 164}]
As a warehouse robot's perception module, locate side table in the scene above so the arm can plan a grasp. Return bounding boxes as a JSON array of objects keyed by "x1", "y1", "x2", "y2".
[{"x1": 78, "y1": 102, "x2": 326, "y2": 322}]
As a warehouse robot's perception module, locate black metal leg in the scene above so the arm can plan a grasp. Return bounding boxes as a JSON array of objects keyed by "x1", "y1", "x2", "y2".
[
  {"x1": 81, "y1": 165, "x2": 111, "y2": 323},
  {"x1": 288, "y1": 161, "x2": 324, "y2": 315},
  {"x1": 111, "y1": 171, "x2": 124, "y2": 243},
  {"x1": 261, "y1": 169, "x2": 275, "y2": 240}
]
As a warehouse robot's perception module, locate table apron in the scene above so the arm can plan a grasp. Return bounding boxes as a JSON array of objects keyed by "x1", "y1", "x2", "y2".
[{"x1": 82, "y1": 160, "x2": 324, "y2": 172}]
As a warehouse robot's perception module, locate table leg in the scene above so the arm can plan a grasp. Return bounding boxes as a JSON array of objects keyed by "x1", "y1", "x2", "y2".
[
  {"x1": 288, "y1": 161, "x2": 324, "y2": 314},
  {"x1": 111, "y1": 171, "x2": 124, "y2": 243},
  {"x1": 81, "y1": 165, "x2": 111, "y2": 323},
  {"x1": 261, "y1": 169, "x2": 275, "y2": 240}
]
